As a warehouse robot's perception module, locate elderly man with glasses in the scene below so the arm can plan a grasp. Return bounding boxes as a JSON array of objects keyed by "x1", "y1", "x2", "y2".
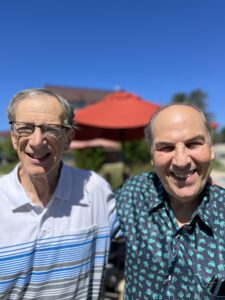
[{"x1": 0, "y1": 88, "x2": 119, "y2": 299}]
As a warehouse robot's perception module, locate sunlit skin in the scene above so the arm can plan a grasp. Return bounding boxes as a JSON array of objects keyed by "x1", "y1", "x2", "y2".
[
  {"x1": 10, "y1": 95, "x2": 74, "y2": 205},
  {"x1": 150, "y1": 105, "x2": 215, "y2": 225}
]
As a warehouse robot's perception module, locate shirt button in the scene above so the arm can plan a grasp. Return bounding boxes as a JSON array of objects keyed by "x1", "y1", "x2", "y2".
[{"x1": 41, "y1": 230, "x2": 47, "y2": 237}]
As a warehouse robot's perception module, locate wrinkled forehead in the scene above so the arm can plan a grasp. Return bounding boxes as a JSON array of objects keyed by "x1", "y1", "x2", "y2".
[
  {"x1": 16, "y1": 93, "x2": 60, "y2": 104},
  {"x1": 15, "y1": 95, "x2": 65, "y2": 121},
  {"x1": 16, "y1": 95, "x2": 61, "y2": 109}
]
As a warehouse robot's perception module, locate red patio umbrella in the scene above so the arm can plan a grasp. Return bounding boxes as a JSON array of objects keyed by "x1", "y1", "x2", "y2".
[{"x1": 74, "y1": 91, "x2": 160, "y2": 141}]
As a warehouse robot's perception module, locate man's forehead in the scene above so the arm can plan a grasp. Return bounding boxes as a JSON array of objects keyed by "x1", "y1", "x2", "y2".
[
  {"x1": 15, "y1": 96, "x2": 64, "y2": 121},
  {"x1": 156, "y1": 104, "x2": 201, "y2": 119},
  {"x1": 16, "y1": 95, "x2": 61, "y2": 110},
  {"x1": 150, "y1": 105, "x2": 210, "y2": 143},
  {"x1": 18, "y1": 94, "x2": 58, "y2": 104},
  {"x1": 152, "y1": 105, "x2": 205, "y2": 128}
]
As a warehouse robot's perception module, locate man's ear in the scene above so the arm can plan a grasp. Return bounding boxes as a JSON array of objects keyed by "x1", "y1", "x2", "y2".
[
  {"x1": 211, "y1": 145, "x2": 215, "y2": 161},
  {"x1": 150, "y1": 149, "x2": 155, "y2": 166},
  {"x1": 64, "y1": 129, "x2": 75, "y2": 151},
  {"x1": 10, "y1": 131, "x2": 18, "y2": 151}
]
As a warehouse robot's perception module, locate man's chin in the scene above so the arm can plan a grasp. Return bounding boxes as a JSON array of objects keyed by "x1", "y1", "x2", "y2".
[
  {"x1": 167, "y1": 184, "x2": 202, "y2": 204},
  {"x1": 21, "y1": 165, "x2": 55, "y2": 178}
]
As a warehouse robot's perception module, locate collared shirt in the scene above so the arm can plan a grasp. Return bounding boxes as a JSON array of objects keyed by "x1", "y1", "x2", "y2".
[
  {"x1": 0, "y1": 163, "x2": 119, "y2": 300},
  {"x1": 116, "y1": 172, "x2": 225, "y2": 299}
]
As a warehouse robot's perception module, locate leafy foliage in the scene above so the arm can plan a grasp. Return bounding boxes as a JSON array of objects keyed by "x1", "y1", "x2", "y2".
[
  {"x1": 72, "y1": 139, "x2": 151, "y2": 174},
  {"x1": 0, "y1": 136, "x2": 18, "y2": 162},
  {"x1": 171, "y1": 89, "x2": 206, "y2": 110},
  {"x1": 171, "y1": 89, "x2": 214, "y2": 121},
  {"x1": 213, "y1": 127, "x2": 225, "y2": 144},
  {"x1": 122, "y1": 139, "x2": 150, "y2": 166},
  {"x1": 73, "y1": 147, "x2": 106, "y2": 171}
]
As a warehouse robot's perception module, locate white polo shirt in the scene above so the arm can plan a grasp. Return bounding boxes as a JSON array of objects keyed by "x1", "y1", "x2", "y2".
[{"x1": 0, "y1": 163, "x2": 119, "y2": 299}]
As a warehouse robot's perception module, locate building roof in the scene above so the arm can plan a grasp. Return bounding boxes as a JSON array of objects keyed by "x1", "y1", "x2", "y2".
[{"x1": 44, "y1": 85, "x2": 113, "y2": 105}]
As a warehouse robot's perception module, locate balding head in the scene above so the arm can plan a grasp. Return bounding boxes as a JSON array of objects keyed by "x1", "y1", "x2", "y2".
[
  {"x1": 145, "y1": 103, "x2": 215, "y2": 206},
  {"x1": 145, "y1": 103, "x2": 213, "y2": 154}
]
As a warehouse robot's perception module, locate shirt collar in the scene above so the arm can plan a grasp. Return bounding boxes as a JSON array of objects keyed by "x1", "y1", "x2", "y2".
[
  {"x1": 53, "y1": 163, "x2": 91, "y2": 206},
  {"x1": 4, "y1": 164, "x2": 30, "y2": 210},
  {"x1": 142, "y1": 172, "x2": 165, "y2": 213},
  {"x1": 53, "y1": 162, "x2": 72, "y2": 201},
  {"x1": 192, "y1": 183, "x2": 216, "y2": 232},
  {"x1": 146, "y1": 173, "x2": 214, "y2": 234},
  {"x1": 6, "y1": 162, "x2": 74, "y2": 211}
]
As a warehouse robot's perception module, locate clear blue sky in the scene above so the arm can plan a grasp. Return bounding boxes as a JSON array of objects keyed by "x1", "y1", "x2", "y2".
[{"x1": 1, "y1": 0, "x2": 225, "y2": 131}]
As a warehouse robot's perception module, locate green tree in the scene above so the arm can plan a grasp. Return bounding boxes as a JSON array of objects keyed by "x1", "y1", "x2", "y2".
[
  {"x1": 188, "y1": 90, "x2": 206, "y2": 111},
  {"x1": 73, "y1": 147, "x2": 106, "y2": 172},
  {"x1": 2, "y1": 136, "x2": 18, "y2": 162},
  {"x1": 171, "y1": 93, "x2": 187, "y2": 104},
  {"x1": 220, "y1": 127, "x2": 225, "y2": 142},
  {"x1": 171, "y1": 89, "x2": 213, "y2": 122},
  {"x1": 213, "y1": 127, "x2": 225, "y2": 144},
  {"x1": 171, "y1": 89, "x2": 206, "y2": 111},
  {"x1": 122, "y1": 139, "x2": 150, "y2": 167}
]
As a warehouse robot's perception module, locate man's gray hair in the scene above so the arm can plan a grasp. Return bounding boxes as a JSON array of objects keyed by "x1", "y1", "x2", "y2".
[
  {"x1": 144, "y1": 103, "x2": 213, "y2": 154},
  {"x1": 7, "y1": 88, "x2": 75, "y2": 127}
]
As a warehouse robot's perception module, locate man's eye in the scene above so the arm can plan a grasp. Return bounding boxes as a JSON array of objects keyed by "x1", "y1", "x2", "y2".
[
  {"x1": 186, "y1": 142, "x2": 203, "y2": 149},
  {"x1": 17, "y1": 126, "x2": 33, "y2": 133},
  {"x1": 43, "y1": 126, "x2": 61, "y2": 135},
  {"x1": 157, "y1": 146, "x2": 174, "y2": 152}
]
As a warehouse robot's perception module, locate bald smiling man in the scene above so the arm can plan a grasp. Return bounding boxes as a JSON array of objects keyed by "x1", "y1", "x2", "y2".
[{"x1": 116, "y1": 103, "x2": 225, "y2": 299}]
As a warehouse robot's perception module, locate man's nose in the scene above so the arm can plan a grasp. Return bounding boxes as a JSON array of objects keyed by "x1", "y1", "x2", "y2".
[
  {"x1": 172, "y1": 146, "x2": 191, "y2": 167},
  {"x1": 29, "y1": 126, "x2": 45, "y2": 145}
]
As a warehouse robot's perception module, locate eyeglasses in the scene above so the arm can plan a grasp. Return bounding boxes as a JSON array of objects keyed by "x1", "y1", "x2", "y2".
[{"x1": 10, "y1": 121, "x2": 72, "y2": 139}]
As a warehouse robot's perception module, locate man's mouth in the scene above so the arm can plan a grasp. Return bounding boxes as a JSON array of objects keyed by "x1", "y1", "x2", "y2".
[
  {"x1": 170, "y1": 170, "x2": 196, "y2": 180},
  {"x1": 26, "y1": 152, "x2": 51, "y2": 161}
]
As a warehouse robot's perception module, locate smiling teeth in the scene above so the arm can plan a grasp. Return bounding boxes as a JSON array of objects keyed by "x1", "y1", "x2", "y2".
[
  {"x1": 28, "y1": 154, "x2": 47, "y2": 159},
  {"x1": 173, "y1": 171, "x2": 194, "y2": 178}
]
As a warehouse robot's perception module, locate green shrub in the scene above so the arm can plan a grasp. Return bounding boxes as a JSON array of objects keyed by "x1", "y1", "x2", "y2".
[
  {"x1": 2, "y1": 136, "x2": 18, "y2": 162},
  {"x1": 122, "y1": 139, "x2": 150, "y2": 167},
  {"x1": 73, "y1": 147, "x2": 106, "y2": 172}
]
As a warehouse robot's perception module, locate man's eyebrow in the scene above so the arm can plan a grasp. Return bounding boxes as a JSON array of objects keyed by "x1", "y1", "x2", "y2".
[
  {"x1": 153, "y1": 141, "x2": 173, "y2": 149},
  {"x1": 153, "y1": 135, "x2": 207, "y2": 149},
  {"x1": 185, "y1": 135, "x2": 206, "y2": 143}
]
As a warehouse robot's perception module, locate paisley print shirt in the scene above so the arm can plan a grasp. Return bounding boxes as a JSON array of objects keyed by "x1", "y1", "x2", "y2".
[{"x1": 116, "y1": 172, "x2": 225, "y2": 299}]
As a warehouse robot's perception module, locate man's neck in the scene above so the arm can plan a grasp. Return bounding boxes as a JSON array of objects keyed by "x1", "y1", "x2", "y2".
[
  {"x1": 18, "y1": 167, "x2": 60, "y2": 207},
  {"x1": 169, "y1": 197, "x2": 201, "y2": 228}
]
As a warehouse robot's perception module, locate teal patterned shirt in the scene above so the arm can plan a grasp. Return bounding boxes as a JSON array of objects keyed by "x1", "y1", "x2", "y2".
[{"x1": 116, "y1": 172, "x2": 225, "y2": 299}]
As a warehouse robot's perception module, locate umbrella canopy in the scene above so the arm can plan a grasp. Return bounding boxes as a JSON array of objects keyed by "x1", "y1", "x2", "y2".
[{"x1": 74, "y1": 91, "x2": 160, "y2": 141}]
